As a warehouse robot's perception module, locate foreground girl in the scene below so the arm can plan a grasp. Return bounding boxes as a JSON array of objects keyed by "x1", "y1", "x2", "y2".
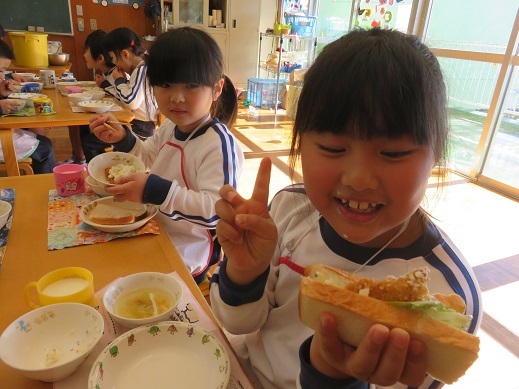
[{"x1": 210, "y1": 28, "x2": 482, "y2": 389}]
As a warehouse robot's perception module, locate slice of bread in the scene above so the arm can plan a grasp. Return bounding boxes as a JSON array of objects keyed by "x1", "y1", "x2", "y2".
[{"x1": 89, "y1": 203, "x2": 147, "y2": 225}]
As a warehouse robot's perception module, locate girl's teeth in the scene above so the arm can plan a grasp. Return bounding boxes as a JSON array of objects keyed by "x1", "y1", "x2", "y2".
[{"x1": 341, "y1": 200, "x2": 377, "y2": 210}]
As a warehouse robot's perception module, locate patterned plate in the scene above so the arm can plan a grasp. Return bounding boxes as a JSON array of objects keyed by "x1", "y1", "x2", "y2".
[{"x1": 88, "y1": 321, "x2": 230, "y2": 389}]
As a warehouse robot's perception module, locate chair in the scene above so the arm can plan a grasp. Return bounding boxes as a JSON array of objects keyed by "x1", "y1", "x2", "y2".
[{"x1": 0, "y1": 157, "x2": 34, "y2": 175}]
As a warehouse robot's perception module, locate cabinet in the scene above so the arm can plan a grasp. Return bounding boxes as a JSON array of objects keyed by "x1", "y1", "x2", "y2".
[
  {"x1": 158, "y1": 0, "x2": 260, "y2": 88},
  {"x1": 228, "y1": 1, "x2": 261, "y2": 88},
  {"x1": 256, "y1": 33, "x2": 317, "y2": 113}
]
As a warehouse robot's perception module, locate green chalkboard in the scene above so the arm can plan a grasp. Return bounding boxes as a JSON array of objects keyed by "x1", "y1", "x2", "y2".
[{"x1": 0, "y1": 0, "x2": 73, "y2": 35}]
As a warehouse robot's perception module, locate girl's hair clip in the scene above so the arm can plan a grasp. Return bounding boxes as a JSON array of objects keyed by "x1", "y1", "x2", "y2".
[{"x1": 130, "y1": 40, "x2": 135, "y2": 47}]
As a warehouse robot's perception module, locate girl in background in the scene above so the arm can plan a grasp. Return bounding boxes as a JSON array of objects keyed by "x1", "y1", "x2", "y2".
[
  {"x1": 103, "y1": 27, "x2": 157, "y2": 140},
  {"x1": 78, "y1": 29, "x2": 118, "y2": 162},
  {"x1": 210, "y1": 28, "x2": 482, "y2": 389},
  {"x1": 90, "y1": 27, "x2": 244, "y2": 283}
]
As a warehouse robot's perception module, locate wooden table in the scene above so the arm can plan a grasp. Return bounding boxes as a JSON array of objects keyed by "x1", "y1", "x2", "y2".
[
  {"x1": 0, "y1": 88, "x2": 134, "y2": 176},
  {"x1": 0, "y1": 174, "x2": 219, "y2": 388},
  {"x1": 8, "y1": 61, "x2": 72, "y2": 78}
]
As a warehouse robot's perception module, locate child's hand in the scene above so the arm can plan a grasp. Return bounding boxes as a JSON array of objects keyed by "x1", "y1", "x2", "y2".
[
  {"x1": 11, "y1": 74, "x2": 26, "y2": 83},
  {"x1": 112, "y1": 67, "x2": 126, "y2": 80},
  {"x1": 0, "y1": 80, "x2": 12, "y2": 97},
  {"x1": 89, "y1": 113, "x2": 126, "y2": 143},
  {"x1": 215, "y1": 157, "x2": 277, "y2": 285},
  {"x1": 0, "y1": 99, "x2": 22, "y2": 114},
  {"x1": 105, "y1": 173, "x2": 149, "y2": 203},
  {"x1": 310, "y1": 313, "x2": 427, "y2": 387},
  {"x1": 95, "y1": 73, "x2": 105, "y2": 87}
]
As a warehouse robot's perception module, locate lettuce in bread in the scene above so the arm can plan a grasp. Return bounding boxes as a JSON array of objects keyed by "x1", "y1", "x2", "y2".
[{"x1": 299, "y1": 265, "x2": 479, "y2": 384}]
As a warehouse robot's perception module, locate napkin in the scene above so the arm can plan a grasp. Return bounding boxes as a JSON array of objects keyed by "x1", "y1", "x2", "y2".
[{"x1": 0, "y1": 188, "x2": 15, "y2": 268}]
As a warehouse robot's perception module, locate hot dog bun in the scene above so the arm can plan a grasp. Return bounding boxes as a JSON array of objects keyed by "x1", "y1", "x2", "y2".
[{"x1": 299, "y1": 265, "x2": 479, "y2": 384}]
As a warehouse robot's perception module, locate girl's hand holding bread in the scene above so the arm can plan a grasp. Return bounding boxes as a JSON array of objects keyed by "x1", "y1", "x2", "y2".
[
  {"x1": 104, "y1": 173, "x2": 149, "y2": 203},
  {"x1": 310, "y1": 313, "x2": 427, "y2": 387}
]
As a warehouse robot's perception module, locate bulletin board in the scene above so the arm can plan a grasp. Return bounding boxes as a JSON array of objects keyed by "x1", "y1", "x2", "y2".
[{"x1": 0, "y1": 0, "x2": 73, "y2": 35}]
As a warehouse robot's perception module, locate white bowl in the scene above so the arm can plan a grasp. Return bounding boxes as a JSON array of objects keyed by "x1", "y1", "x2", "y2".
[
  {"x1": 85, "y1": 175, "x2": 111, "y2": 197},
  {"x1": 7, "y1": 98, "x2": 26, "y2": 113},
  {"x1": 83, "y1": 88, "x2": 106, "y2": 100},
  {"x1": 67, "y1": 92, "x2": 92, "y2": 105},
  {"x1": 0, "y1": 303, "x2": 104, "y2": 382},
  {"x1": 78, "y1": 80, "x2": 97, "y2": 88},
  {"x1": 8, "y1": 92, "x2": 47, "y2": 100},
  {"x1": 88, "y1": 321, "x2": 230, "y2": 388},
  {"x1": 80, "y1": 196, "x2": 158, "y2": 233},
  {"x1": 103, "y1": 272, "x2": 183, "y2": 329},
  {"x1": 88, "y1": 151, "x2": 145, "y2": 186},
  {"x1": 20, "y1": 82, "x2": 44, "y2": 93},
  {"x1": 78, "y1": 100, "x2": 114, "y2": 113},
  {"x1": 0, "y1": 200, "x2": 12, "y2": 229}
]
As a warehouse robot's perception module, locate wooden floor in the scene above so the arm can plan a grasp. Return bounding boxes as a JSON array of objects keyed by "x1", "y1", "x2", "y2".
[{"x1": 47, "y1": 107, "x2": 519, "y2": 388}]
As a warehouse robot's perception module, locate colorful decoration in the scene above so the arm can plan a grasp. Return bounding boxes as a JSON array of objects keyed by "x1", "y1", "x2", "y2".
[{"x1": 356, "y1": 0, "x2": 404, "y2": 30}]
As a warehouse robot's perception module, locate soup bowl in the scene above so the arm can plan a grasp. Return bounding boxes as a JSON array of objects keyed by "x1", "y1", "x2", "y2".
[{"x1": 103, "y1": 272, "x2": 183, "y2": 329}]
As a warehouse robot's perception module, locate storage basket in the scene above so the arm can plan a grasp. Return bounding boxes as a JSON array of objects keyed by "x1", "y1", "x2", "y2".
[
  {"x1": 8, "y1": 32, "x2": 49, "y2": 67},
  {"x1": 247, "y1": 78, "x2": 278, "y2": 108},
  {"x1": 286, "y1": 15, "x2": 317, "y2": 37}
]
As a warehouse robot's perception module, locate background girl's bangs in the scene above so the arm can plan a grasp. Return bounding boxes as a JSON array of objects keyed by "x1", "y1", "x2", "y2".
[{"x1": 147, "y1": 32, "x2": 217, "y2": 86}]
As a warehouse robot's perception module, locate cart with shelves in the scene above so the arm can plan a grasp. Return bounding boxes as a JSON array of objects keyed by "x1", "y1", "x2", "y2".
[{"x1": 255, "y1": 32, "x2": 317, "y2": 113}]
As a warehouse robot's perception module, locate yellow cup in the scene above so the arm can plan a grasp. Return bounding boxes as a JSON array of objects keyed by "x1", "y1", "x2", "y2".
[
  {"x1": 33, "y1": 97, "x2": 54, "y2": 115},
  {"x1": 24, "y1": 267, "x2": 95, "y2": 309}
]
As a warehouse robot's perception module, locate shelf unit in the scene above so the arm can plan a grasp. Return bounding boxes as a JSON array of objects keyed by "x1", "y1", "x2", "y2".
[{"x1": 256, "y1": 33, "x2": 317, "y2": 113}]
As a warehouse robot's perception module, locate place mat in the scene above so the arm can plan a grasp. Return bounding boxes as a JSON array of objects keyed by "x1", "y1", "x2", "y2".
[
  {"x1": 0, "y1": 189, "x2": 15, "y2": 268},
  {"x1": 54, "y1": 272, "x2": 253, "y2": 389},
  {"x1": 47, "y1": 188, "x2": 159, "y2": 250},
  {"x1": 2, "y1": 106, "x2": 37, "y2": 117}
]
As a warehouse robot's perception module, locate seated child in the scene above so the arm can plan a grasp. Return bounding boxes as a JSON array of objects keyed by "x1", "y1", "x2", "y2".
[{"x1": 0, "y1": 40, "x2": 56, "y2": 174}]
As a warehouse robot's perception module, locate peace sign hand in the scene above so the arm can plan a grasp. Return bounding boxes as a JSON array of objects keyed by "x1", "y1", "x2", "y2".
[{"x1": 215, "y1": 157, "x2": 278, "y2": 285}]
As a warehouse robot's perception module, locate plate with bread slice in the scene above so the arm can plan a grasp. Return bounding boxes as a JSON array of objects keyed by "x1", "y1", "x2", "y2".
[{"x1": 80, "y1": 197, "x2": 158, "y2": 233}]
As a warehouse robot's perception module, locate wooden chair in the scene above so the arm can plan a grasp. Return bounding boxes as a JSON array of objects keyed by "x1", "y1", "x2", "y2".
[{"x1": 0, "y1": 157, "x2": 34, "y2": 175}]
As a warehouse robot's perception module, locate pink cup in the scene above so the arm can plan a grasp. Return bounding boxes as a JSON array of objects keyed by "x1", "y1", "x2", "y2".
[{"x1": 53, "y1": 164, "x2": 86, "y2": 197}]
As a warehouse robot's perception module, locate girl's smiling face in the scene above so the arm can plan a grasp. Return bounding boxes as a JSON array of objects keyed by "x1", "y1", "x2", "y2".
[
  {"x1": 153, "y1": 80, "x2": 222, "y2": 133},
  {"x1": 300, "y1": 132, "x2": 435, "y2": 248}
]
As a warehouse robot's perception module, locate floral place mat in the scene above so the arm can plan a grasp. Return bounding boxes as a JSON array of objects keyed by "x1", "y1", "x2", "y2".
[
  {"x1": 47, "y1": 187, "x2": 159, "y2": 250},
  {"x1": 0, "y1": 188, "x2": 15, "y2": 268},
  {"x1": 3, "y1": 106, "x2": 37, "y2": 117}
]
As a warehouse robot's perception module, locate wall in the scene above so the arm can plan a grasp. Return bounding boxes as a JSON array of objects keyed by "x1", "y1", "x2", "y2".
[
  {"x1": 3, "y1": 1, "x2": 278, "y2": 82},
  {"x1": 4, "y1": 0, "x2": 149, "y2": 81}
]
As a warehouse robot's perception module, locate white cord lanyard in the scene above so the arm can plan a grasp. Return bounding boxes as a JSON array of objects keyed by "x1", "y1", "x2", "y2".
[{"x1": 353, "y1": 217, "x2": 411, "y2": 274}]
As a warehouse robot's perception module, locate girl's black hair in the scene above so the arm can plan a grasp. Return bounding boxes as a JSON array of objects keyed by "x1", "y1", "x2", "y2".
[
  {"x1": 104, "y1": 27, "x2": 145, "y2": 59},
  {"x1": 290, "y1": 28, "x2": 448, "y2": 168},
  {"x1": 84, "y1": 29, "x2": 115, "y2": 68},
  {"x1": 146, "y1": 27, "x2": 238, "y2": 129},
  {"x1": 0, "y1": 39, "x2": 14, "y2": 60}
]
